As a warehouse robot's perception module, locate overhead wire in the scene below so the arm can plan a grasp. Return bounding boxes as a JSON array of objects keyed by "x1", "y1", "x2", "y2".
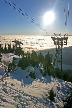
[
  {"x1": 62, "y1": 0, "x2": 70, "y2": 26},
  {"x1": 44, "y1": 0, "x2": 69, "y2": 37},
  {"x1": 4, "y1": 0, "x2": 50, "y2": 36},
  {"x1": 3, "y1": 0, "x2": 71, "y2": 37}
]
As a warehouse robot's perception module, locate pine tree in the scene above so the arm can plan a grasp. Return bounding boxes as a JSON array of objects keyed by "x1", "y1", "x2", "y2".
[
  {"x1": 63, "y1": 90, "x2": 72, "y2": 108},
  {"x1": 31, "y1": 50, "x2": 38, "y2": 67},
  {"x1": 4, "y1": 43, "x2": 7, "y2": 53},
  {"x1": 49, "y1": 89, "x2": 55, "y2": 101},
  {"x1": 8, "y1": 62, "x2": 16, "y2": 72},
  {"x1": 38, "y1": 51, "x2": 44, "y2": 63},
  {"x1": 8, "y1": 43, "x2": 11, "y2": 53},
  {"x1": 45, "y1": 51, "x2": 52, "y2": 66}
]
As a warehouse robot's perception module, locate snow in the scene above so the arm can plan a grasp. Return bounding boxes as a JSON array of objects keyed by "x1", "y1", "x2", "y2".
[
  {"x1": 1, "y1": 53, "x2": 20, "y2": 65},
  {"x1": 0, "y1": 68, "x2": 5, "y2": 76},
  {"x1": 0, "y1": 73, "x2": 72, "y2": 108},
  {"x1": 0, "y1": 53, "x2": 72, "y2": 108},
  {"x1": 0, "y1": 65, "x2": 72, "y2": 108}
]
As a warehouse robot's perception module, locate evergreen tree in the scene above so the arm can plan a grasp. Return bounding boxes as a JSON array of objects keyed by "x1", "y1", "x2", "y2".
[
  {"x1": 26, "y1": 51, "x2": 31, "y2": 65},
  {"x1": 31, "y1": 50, "x2": 38, "y2": 67},
  {"x1": 12, "y1": 44, "x2": 15, "y2": 53},
  {"x1": 45, "y1": 51, "x2": 52, "y2": 66},
  {"x1": 67, "y1": 76, "x2": 72, "y2": 83},
  {"x1": 63, "y1": 90, "x2": 72, "y2": 108},
  {"x1": 24, "y1": 54, "x2": 28, "y2": 67},
  {"x1": 14, "y1": 46, "x2": 23, "y2": 57},
  {"x1": 8, "y1": 43, "x2": 11, "y2": 53},
  {"x1": 29, "y1": 71, "x2": 36, "y2": 79},
  {"x1": 38, "y1": 51, "x2": 45, "y2": 64},
  {"x1": 1, "y1": 46, "x2": 4, "y2": 53},
  {"x1": 54, "y1": 68, "x2": 62, "y2": 79},
  {"x1": 49, "y1": 89, "x2": 55, "y2": 101},
  {"x1": 44, "y1": 52, "x2": 53, "y2": 76},
  {"x1": 18, "y1": 56, "x2": 28, "y2": 70},
  {"x1": 63, "y1": 72, "x2": 69, "y2": 81},
  {"x1": 8, "y1": 62, "x2": 16, "y2": 72},
  {"x1": 0, "y1": 44, "x2": 2, "y2": 55},
  {"x1": 0, "y1": 44, "x2": 2, "y2": 61},
  {"x1": 4, "y1": 43, "x2": 7, "y2": 53}
]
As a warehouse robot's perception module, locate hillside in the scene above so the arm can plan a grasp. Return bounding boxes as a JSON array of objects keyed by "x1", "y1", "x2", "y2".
[
  {"x1": 0, "y1": 53, "x2": 72, "y2": 108},
  {"x1": 0, "y1": 66, "x2": 72, "y2": 108}
]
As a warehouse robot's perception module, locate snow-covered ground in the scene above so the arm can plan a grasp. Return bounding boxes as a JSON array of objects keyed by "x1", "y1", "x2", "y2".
[
  {"x1": 0, "y1": 35, "x2": 72, "y2": 108},
  {"x1": 0, "y1": 54, "x2": 72, "y2": 108},
  {"x1": 0, "y1": 68, "x2": 72, "y2": 108},
  {"x1": 1, "y1": 53, "x2": 20, "y2": 65}
]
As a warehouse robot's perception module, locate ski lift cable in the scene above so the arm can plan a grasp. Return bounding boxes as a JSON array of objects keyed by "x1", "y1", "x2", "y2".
[
  {"x1": 3, "y1": 0, "x2": 50, "y2": 36},
  {"x1": 4, "y1": 0, "x2": 51, "y2": 52},
  {"x1": 62, "y1": 0, "x2": 70, "y2": 26},
  {"x1": 6, "y1": 0, "x2": 32, "y2": 22},
  {"x1": 62, "y1": 0, "x2": 67, "y2": 26},
  {"x1": 44, "y1": 0, "x2": 69, "y2": 36},
  {"x1": 3, "y1": 0, "x2": 70, "y2": 37}
]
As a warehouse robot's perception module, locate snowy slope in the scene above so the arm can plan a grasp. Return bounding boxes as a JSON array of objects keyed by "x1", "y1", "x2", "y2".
[
  {"x1": 0, "y1": 66, "x2": 72, "y2": 108},
  {"x1": 0, "y1": 53, "x2": 72, "y2": 108}
]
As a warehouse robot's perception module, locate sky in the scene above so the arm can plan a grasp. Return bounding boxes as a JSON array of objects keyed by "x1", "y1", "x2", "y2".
[{"x1": 0, "y1": 0, "x2": 72, "y2": 35}]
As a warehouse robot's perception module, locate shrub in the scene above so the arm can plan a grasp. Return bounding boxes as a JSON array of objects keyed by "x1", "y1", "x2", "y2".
[
  {"x1": 49, "y1": 89, "x2": 55, "y2": 101},
  {"x1": 63, "y1": 90, "x2": 72, "y2": 108},
  {"x1": 54, "y1": 68, "x2": 62, "y2": 79},
  {"x1": 29, "y1": 71, "x2": 36, "y2": 79},
  {"x1": 67, "y1": 76, "x2": 72, "y2": 83},
  {"x1": 63, "y1": 72, "x2": 69, "y2": 81},
  {"x1": 8, "y1": 62, "x2": 16, "y2": 72},
  {"x1": 40, "y1": 69, "x2": 47, "y2": 76},
  {"x1": 13, "y1": 57, "x2": 17, "y2": 60}
]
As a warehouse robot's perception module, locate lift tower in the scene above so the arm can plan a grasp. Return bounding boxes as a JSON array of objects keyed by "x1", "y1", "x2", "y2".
[{"x1": 51, "y1": 33, "x2": 68, "y2": 73}]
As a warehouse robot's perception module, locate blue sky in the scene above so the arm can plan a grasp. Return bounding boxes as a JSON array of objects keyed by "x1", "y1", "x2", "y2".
[{"x1": 0, "y1": 0, "x2": 72, "y2": 35}]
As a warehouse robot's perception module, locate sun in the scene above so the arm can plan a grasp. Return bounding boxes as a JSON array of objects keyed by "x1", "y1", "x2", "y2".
[{"x1": 43, "y1": 11, "x2": 55, "y2": 25}]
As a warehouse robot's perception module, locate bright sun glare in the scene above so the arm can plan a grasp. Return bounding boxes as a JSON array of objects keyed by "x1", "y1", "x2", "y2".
[{"x1": 43, "y1": 11, "x2": 55, "y2": 25}]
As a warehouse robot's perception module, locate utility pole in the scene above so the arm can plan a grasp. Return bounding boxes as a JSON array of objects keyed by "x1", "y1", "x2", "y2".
[{"x1": 51, "y1": 33, "x2": 68, "y2": 73}]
